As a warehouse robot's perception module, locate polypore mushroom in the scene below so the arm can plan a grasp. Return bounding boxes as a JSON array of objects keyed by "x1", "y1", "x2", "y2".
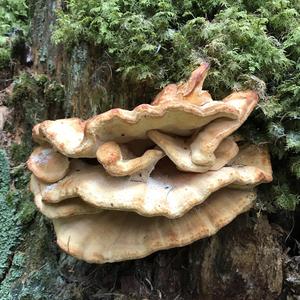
[
  {"x1": 32, "y1": 119, "x2": 101, "y2": 158},
  {"x1": 27, "y1": 64, "x2": 273, "y2": 264},
  {"x1": 30, "y1": 175, "x2": 102, "y2": 219},
  {"x1": 190, "y1": 90, "x2": 259, "y2": 166},
  {"x1": 32, "y1": 63, "x2": 246, "y2": 158},
  {"x1": 36, "y1": 144, "x2": 271, "y2": 218},
  {"x1": 228, "y1": 143, "x2": 273, "y2": 187},
  {"x1": 152, "y1": 63, "x2": 212, "y2": 106},
  {"x1": 27, "y1": 145, "x2": 70, "y2": 183},
  {"x1": 147, "y1": 130, "x2": 239, "y2": 172},
  {"x1": 32, "y1": 100, "x2": 241, "y2": 157},
  {"x1": 53, "y1": 188, "x2": 256, "y2": 263},
  {"x1": 96, "y1": 141, "x2": 165, "y2": 177}
]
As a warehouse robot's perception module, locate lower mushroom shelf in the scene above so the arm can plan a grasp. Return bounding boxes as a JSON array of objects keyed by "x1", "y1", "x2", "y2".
[
  {"x1": 30, "y1": 143, "x2": 271, "y2": 219},
  {"x1": 52, "y1": 188, "x2": 256, "y2": 264}
]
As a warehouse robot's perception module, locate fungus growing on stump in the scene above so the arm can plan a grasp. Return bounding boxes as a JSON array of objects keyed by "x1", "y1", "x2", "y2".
[{"x1": 27, "y1": 64, "x2": 273, "y2": 263}]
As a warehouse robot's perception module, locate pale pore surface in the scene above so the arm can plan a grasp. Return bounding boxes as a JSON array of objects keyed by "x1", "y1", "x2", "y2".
[
  {"x1": 30, "y1": 175, "x2": 102, "y2": 219},
  {"x1": 27, "y1": 146, "x2": 70, "y2": 183},
  {"x1": 190, "y1": 90, "x2": 259, "y2": 166},
  {"x1": 38, "y1": 145, "x2": 272, "y2": 218},
  {"x1": 96, "y1": 141, "x2": 165, "y2": 177},
  {"x1": 53, "y1": 188, "x2": 256, "y2": 263},
  {"x1": 147, "y1": 130, "x2": 239, "y2": 172}
]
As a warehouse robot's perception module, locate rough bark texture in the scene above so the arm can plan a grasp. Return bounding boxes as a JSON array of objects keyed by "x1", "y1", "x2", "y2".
[
  {"x1": 29, "y1": 0, "x2": 154, "y2": 118},
  {"x1": 1, "y1": 0, "x2": 299, "y2": 299}
]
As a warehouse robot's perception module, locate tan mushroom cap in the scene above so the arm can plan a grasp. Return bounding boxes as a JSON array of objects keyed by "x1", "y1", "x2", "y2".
[
  {"x1": 31, "y1": 64, "x2": 248, "y2": 158},
  {"x1": 32, "y1": 101, "x2": 241, "y2": 158},
  {"x1": 32, "y1": 119, "x2": 101, "y2": 158},
  {"x1": 53, "y1": 188, "x2": 256, "y2": 264},
  {"x1": 39, "y1": 144, "x2": 271, "y2": 218},
  {"x1": 30, "y1": 175, "x2": 103, "y2": 219},
  {"x1": 152, "y1": 63, "x2": 212, "y2": 106},
  {"x1": 96, "y1": 141, "x2": 165, "y2": 177},
  {"x1": 190, "y1": 90, "x2": 259, "y2": 166},
  {"x1": 229, "y1": 143, "x2": 273, "y2": 186},
  {"x1": 147, "y1": 130, "x2": 239, "y2": 172},
  {"x1": 27, "y1": 146, "x2": 70, "y2": 183}
]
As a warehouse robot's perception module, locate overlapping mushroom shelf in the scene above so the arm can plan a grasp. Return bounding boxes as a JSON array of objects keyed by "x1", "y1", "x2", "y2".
[{"x1": 27, "y1": 64, "x2": 273, "y2": 263}]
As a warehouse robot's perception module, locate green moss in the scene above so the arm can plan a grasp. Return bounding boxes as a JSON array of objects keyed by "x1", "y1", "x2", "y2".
[
  {"x1": 0, "y1": 150, "x2": 22, "y2": 280},
  {"x1": 52, "y1": 0, "x2": 292, "y2": 91},
  {"x1": 0, "y1": 0, "x2": 28, "y2": 70},
  {"x1": 6, "y1": 188, "x2": 36, "y2": 225},
  {"x1": 2, "y1": 216, "x2": 76, "y2": 300},
  {"x1": 16, "y1": 196, "x2": 36, "y2": 225},
  {"x1": 52, "y1": 0, "x2": 300, "y2": 211},
  {"x1": 0, "y1": 253, "x2": 26, "y2": 300},
  {"x1": 0, "y1": 149, "x2": 36, "y2": 287},
  {"x1": 0, "y1": 149, "x2": 10, "y2": 194},
  {"x1": 0, "y1": 146, "x2": 62, "y2": 298},
  {"x1": 9, "y1": 73, "x2": 49, "y2": 127},
  {"x1": 10, "y1": 142, "x2": 32, "y2": 165},
  {"x1": 0, "y1": 48, "x2": 10, "y2": 69},
  {"x1": 290, "y1": 157, "x2": 300, "y2": 179},
  {"x1": 272, "y1": 184, "x2": 300, "y2": 211},
  {"x1": 8, "y1": 72, "x2": 65, "y2": 131},
  {"x1": 44, "y1": 81, "x2": 65, "y2": 104}
]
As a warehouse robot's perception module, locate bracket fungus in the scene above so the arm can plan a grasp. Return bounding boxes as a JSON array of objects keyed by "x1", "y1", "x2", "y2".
[
  {"x1": 27, "y1": 146, "x2": 70, "y2": 183},
  {"x1": 28, "y1": 64, "x2": 273, "y2": 263},
  {"x1": 96, "y1": 141, "x2": 165, "y2": 177}
]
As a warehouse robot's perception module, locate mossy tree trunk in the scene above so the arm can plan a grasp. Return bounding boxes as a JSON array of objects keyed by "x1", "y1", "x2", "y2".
[{"x1": 1, "y1": 0, "x2": 299, "y2": 299}]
